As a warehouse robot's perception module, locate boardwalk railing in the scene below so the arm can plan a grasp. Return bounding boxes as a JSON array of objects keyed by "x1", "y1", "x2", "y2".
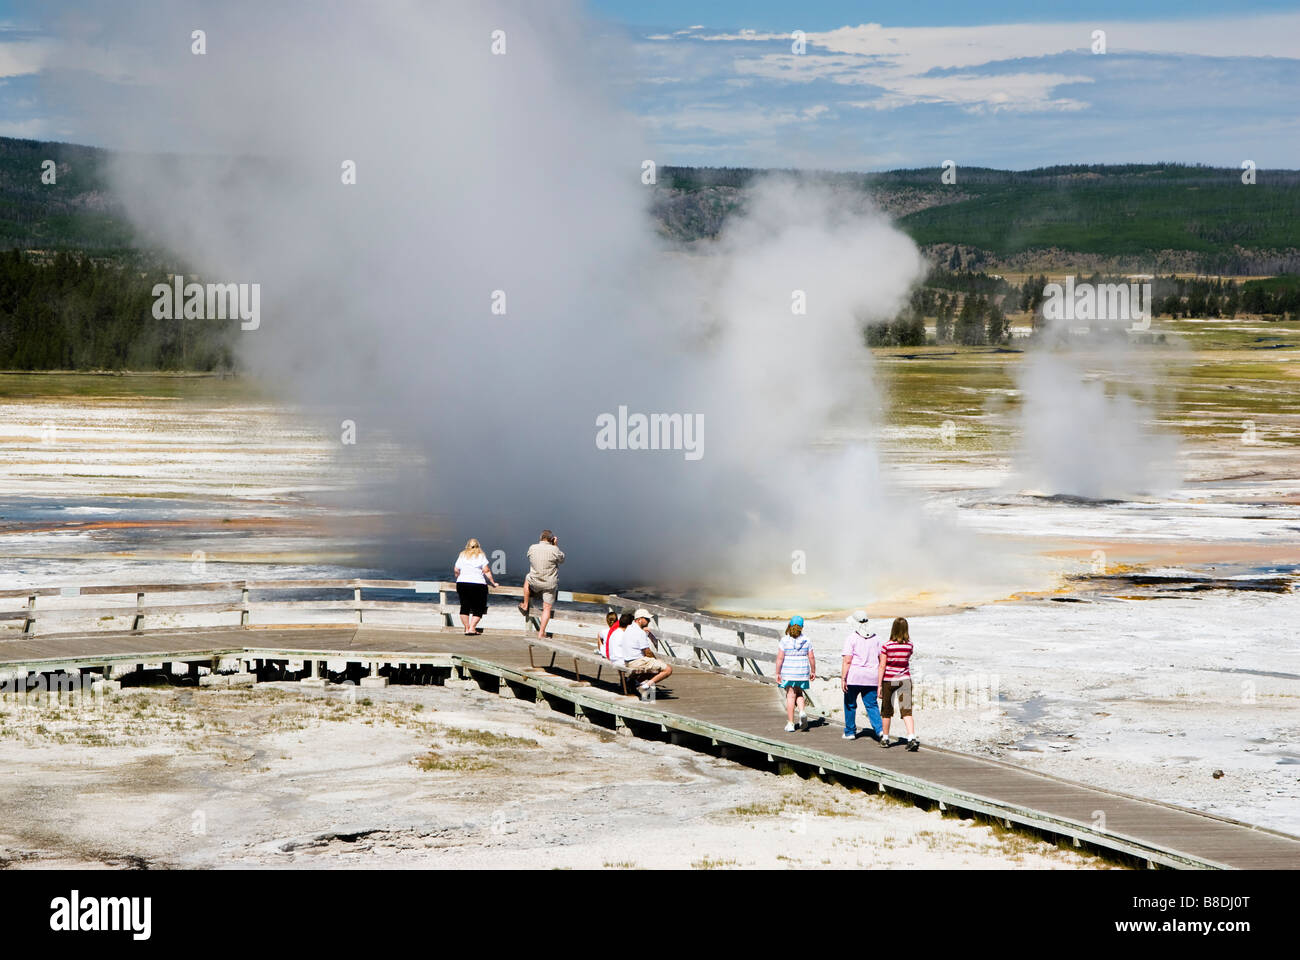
[{"x1": 0, "y1": 579, "x2": 784, "y2": 680}]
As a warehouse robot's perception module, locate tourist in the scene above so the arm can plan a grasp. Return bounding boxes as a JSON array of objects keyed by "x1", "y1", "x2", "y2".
[
  {"x1": 841, "y1": 610, "x2": 882, "y2": 741},
  {"x1": 617, "y1": 608, "x2": 672, "y2": 699},
  {"x1": 600, "y1": 611, "x2": 619, "y2": 658},
  {"x1": 606, "y1": 611, "x2": 634, "y2": 663},
  {"x1": 775, "y1": 615, "x2": 815, "y2": 732},
  {"x1": 518, "y1": 529, "x2": 564, "y2": 639},
  {"x1": 452, "y1": 537, "x2": 497, "y2": 635},
  {"x1": 878, "y1": 617, "x2": 918, "y2": 750}
]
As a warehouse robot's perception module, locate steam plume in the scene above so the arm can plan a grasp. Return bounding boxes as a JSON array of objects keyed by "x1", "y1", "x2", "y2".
[{"x1": 31, "y1": 0, "x2": 1014, "y2": 605}]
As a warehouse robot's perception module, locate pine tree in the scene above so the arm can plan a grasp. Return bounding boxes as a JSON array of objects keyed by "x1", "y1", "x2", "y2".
[
  {"x1": 955, "y1": 295, "x2": 987, "y2": 346},
  {"x1": 986, "y1": 301, "x2": 1008, "y2": 343}
]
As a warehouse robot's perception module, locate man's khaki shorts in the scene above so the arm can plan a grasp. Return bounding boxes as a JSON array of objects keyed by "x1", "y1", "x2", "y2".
[
  {"x1": 880, "y1": 679, "x2": 913, "y2": 718},
  {"x1": 627, "y1": 656, "x2": 667, "y2": 674},
  {"x1": 525, "y1": 578, "x2": 557, "y2": 606}
]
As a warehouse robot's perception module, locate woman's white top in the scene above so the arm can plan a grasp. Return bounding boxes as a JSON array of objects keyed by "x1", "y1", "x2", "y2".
[{"x1": 454, "y1": 551, "x2": 489, "y2": 584}]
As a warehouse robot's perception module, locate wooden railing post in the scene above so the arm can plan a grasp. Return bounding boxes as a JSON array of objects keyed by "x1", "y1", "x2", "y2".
[
  {"x1": 132, "y1": 592, "x2": 144, "y2": 631},
  {"x1": 22, "y1": 593, "x2": 35, "y2": 634},
  {"x1": 650, "y1": 613, "x2": 676, "y2": 657},
  {"x1": 240, "y1": 584, "x2": 250, "y2": 626},
  {"x1": 519, "y1": 595, "x2": 538, "y2": 632},
  {"x1": 735, "y1": 627, "x2": 761, "y2": 675},
  {"x1": 439, "y1": 589, "x2": 453, "y2": 628},
  {"x1": 354, "y1": 585, "x2": 363, "y2": 624},
  {"x1": 689, "y1": 617, "x2": 720, "y2": 667}
]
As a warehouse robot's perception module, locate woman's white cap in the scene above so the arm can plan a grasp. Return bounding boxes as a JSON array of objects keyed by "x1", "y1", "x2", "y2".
[{"x1": 848, "y1": 610, "x2": 869, "y2": 623}]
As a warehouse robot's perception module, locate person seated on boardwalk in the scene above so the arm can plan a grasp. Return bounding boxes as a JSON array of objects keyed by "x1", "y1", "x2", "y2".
[
  {"x1": 453, "y1": 538, "x2": 498, "y2": 636},
  {"x1": 518, "y1": 529, "x2": 564, "y2": 639},
  {"x1": 775, "y1": 615, "x2": 815, "y2": 732},
  {"x1": 599, "y1": 611, "x2": 620, "y2": 658},
  {"x1": 841, "y1": 610, "x2": 883, "y2": 740},
  {"x1": 614, "y1": 609, "x2": 671, "y2": 699},
  {"x1": 605, "y1": 610, "x2": 633, "y2": 661},
  {"x1": 878, "y1": 617, "x2": 918, "y2": 751}
]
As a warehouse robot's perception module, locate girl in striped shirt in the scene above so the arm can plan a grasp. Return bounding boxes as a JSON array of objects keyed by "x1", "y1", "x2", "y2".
[{"x1": 877, "y1": 617, "x2": 918, "y2": 751}]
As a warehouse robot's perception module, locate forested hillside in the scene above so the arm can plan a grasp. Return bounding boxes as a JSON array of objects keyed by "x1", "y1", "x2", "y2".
[
  {"x1": 655, "y1": 164, "x2": 1300, "y2": 275},
  {"x1": 0, "y1": 137, "x2": 136, "y2": 253},
  {"x1": 0, "y1": 250, "x2": 236, "y2": 371},
  {"x1": 4, "y1": 135, "x2": 1298, "y2": 274},
  {"x1": 2, "y1": 134, "x2": 1298, "y2": 370}
]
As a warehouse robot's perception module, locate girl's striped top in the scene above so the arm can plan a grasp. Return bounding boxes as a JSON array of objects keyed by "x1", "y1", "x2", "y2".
[
  {"x1": 881, "y1": 640, "x2": 913, "y2": 681},
  {"x1": 778, "y1": 635, "x2": 812, "y2": 681}
]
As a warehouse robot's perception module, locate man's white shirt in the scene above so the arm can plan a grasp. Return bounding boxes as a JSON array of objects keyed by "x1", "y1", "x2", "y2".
[{"x1": 615, "y1": 622, "x2": 649, "y2": 663}]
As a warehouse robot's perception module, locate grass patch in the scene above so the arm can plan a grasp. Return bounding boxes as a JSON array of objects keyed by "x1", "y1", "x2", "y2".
[
  {"x1": 412, "y1": 751, "x2": 494, "y2": 773},
  {"x1": 726, "y1": 801, "x2": 784, "y2": 817},
  {"x1": 439, "y1": 727, "x2": 538, "y2": 749}
]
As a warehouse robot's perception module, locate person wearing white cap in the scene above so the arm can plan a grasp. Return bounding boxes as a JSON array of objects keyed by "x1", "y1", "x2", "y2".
[
  {"x1": 616, "y1": 609, "x2": 672, "y2": 699},
  {"x1": 840, "y1": 610, "x2": 883, "y2": 741}
]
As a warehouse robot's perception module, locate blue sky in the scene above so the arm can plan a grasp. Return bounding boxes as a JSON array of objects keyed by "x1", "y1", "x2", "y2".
[
  {"x1": 584, "y1": 1, "x2": 1300, "y2": 169},
  {"x1": 2, "y1": 1, "x2": 1298, "y2": 170}
]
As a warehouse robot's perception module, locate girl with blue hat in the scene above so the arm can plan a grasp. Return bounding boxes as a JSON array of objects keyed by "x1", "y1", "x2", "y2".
[{"x1": 775, "y1": 615, "x2": 816, "y2": 732}]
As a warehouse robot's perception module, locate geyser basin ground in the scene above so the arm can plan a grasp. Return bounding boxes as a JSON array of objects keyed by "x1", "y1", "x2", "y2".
[{"x1": 0, "y1": 315, "x2": 1296, "y2": 842}]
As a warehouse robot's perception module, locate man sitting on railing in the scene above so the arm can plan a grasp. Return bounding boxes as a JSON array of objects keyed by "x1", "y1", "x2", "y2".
[{"x1": 611, "y1": 608, "x2": 672, "y2": 699}]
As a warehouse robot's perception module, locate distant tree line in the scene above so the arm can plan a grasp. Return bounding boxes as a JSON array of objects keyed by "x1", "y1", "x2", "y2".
[
  {"x1": 1010, "y1": 272, "x2": 1300, "y2": 322},
  {"x1": 925, "y1": 267, "x2": 1012, "y2": 296},
  {"x1": 0, "y1": 249, "x2": 236, "y2": 370},
  {"x1": 863, "y1": 285, "x2": 1008, "y2": 347},
  {"x1": 1154, "y1": 274, "x2": 1299, "y2": 319}
]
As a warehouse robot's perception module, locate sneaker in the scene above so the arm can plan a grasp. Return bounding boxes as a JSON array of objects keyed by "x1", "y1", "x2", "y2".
[
  {"x1": 636, "y1": 681, "x2": 655, "y2": 701},
  {"x1": 906, "y1": 737, "x2": 920, "y2": 752},
  {"x1": 783, "y1": 722, "x2": 797, "y2": 732},
  {"x1": 798, "y1": 710, "x2": 807, "y2": 730},
  {"x1": 842, "y1": 732, "x2": 856, "y2": 740},
  {"x1": 879, "y1": 736, "x2": 894, "y2": 748}
]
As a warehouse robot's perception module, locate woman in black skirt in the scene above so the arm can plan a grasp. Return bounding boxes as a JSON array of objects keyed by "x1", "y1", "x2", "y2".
[{"x1": 453, "y1": 538, "x2": 497, "y2": 635}]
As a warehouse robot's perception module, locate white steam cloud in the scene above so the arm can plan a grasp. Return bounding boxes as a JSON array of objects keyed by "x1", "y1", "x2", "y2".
[
  {"x1": 1012, "y1": 311, "x2": 1180, "y2": 500},
  {"x1": 31, "y1": 0, "x2": 1015, "y2": 606}
]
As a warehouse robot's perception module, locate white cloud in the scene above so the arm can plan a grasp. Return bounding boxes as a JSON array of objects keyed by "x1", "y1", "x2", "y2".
[
  {"x1": 812, "y1": 15, "x2": 1300, "y2": 63},
  {"x1": 641, "y1": 102, "x2": 835, "y2": 136},
  {"x1": 649, "y1": 14, "x2": 1300, "y2": 114},
  {"x1": 0, "y1": 37, "x2": 48, "y2": 78},
  {"x1": 844, "y1": 71, "x2": 1094, "y2": 113},
  {"x1": 0, "y1": 117, "x2": 58, "y2": 139}
]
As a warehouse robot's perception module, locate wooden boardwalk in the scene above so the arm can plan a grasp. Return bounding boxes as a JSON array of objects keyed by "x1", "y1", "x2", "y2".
[{"x1": 3, "y1": 623, "x2": 1298, "y2": 870}]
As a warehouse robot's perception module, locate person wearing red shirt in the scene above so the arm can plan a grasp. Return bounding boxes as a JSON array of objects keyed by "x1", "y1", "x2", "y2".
[{"x1": 878, "y1": 617, "x2": 918, "y2": 751}]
